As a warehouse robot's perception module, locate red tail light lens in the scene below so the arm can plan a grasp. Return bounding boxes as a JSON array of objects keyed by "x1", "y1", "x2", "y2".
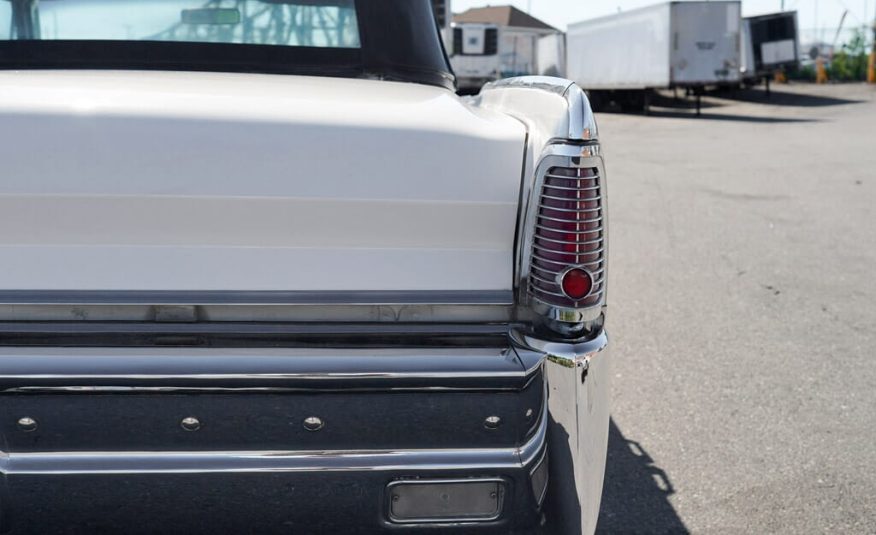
[
  {"x1": 561, "y1": 268, "x2": 593, "y2": 300},
  {"x1": 528, "y1": 165, "x2": 605, "y2": 308}
]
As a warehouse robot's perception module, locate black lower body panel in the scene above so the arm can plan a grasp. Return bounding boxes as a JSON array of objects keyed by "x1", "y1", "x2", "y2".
[
  {"x1": 0, "y1": 345, "x2": 550, "y2": 534},
  {"x1": 4, "y1": 471, "x2": 540, "y2": 534}
]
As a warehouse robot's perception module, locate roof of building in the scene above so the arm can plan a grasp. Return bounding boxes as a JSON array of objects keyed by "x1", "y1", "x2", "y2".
[{"x1": 452, "y1": 5, "x2": 558, "y2": 31}]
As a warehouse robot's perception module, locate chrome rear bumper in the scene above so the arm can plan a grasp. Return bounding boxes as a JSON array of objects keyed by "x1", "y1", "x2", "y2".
[{"x1": 0, "y1": 331, "x2": 609, "y2": 534}]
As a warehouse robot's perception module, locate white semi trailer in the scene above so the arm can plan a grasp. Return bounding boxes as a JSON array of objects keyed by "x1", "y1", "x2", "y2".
[
  {"x1": 740, "y1": 11, "x2": 799, "y2": 89},
  {"x1": 566, "y1": 1, "x2": 742, "y2": 114},
  {"x1": 449, "y1": 23, "x2": 501, "y2": 93},
  {"x1": 537, "y1": 32, "x2": 566, "y2": 77},
  {"x1": 450, "y1": 23, "x2": 557, "y2": 93}
]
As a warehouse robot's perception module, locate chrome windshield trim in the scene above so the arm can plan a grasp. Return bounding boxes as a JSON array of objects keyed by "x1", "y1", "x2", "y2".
[
  {"x1": 0, "y1": 404, "x2": 548, "y2": 476},
  {"x1": 0, "y1": 290, "x2": 514, "y2": 306}
]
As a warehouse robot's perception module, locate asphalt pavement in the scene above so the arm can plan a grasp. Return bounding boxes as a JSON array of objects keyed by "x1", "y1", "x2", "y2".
[{"x1": 597, "y1": 83, "x2": 876, "y2": 533}]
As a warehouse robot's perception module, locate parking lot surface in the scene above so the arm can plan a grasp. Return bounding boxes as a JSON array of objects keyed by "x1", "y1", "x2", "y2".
[{"x1": 598, "y1": 83, "x2": 876, "y2": 533}]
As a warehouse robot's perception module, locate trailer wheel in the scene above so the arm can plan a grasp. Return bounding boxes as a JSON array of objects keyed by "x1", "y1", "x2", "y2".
[{"x1": 619, "y1": 90, "x2": 647, "y2": 113}]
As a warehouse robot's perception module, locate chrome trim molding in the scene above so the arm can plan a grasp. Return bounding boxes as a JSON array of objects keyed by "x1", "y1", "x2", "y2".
[
  {"x1": 0, "y1": 290, "x2": 514, "y2": 306},
  {"x1": 513, "y1": 329, "x2": 608, "y2": 364},
  {"x1": 0, "y1": 349, "x2": 539, "y2": 392}
]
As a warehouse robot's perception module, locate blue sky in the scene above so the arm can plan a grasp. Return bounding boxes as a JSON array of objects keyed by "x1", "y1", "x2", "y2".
[{"x1": 452, "y1": 0, "x2": 875, "y2": 44}]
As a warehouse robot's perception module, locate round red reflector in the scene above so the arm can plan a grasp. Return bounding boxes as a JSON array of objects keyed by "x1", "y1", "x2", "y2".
[{"x1": 561, "y1": 268, "x2": 593, "y2": 300}]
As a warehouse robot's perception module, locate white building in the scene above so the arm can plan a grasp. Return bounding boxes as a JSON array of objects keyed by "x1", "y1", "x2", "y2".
[{"x1": 452, "y1": 5, "x2": 559, "y2": 78}]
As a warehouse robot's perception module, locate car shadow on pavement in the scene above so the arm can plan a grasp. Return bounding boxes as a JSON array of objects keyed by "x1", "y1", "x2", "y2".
[
  {"x1": 650, "y1": 90, "x2": 724, "y2": 110},
  {"x1": 716, "y1": 87, "x2": 865, "y2": 107},
  {"x1": 597, "y1": 419, "x2": 690, "y2": 534},
  {"x1": 645, "y1": 110, "x2": 819, "y2": 123}
]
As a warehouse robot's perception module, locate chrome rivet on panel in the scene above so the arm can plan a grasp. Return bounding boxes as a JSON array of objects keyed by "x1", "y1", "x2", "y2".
[
  {"x1": 17, "y1": 417, "x2": 38, "y2": 432},
  {"x1": 180, "y1": 417, "x2": 201, "y2": 431},
  {"x1": 525, "y1": 408, "x2": 534, "y2": 421},
  {"x1": 303, "y1": 416, "x2": 324, "y2": 432},
  {"x1": 484, "y1": 416, "x2": 502, "y2": 429}
]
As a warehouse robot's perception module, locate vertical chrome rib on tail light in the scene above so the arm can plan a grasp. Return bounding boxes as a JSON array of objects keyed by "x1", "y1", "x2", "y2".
[{"x1": 521, "y1": 143, "x2": 607, "y2": 333}]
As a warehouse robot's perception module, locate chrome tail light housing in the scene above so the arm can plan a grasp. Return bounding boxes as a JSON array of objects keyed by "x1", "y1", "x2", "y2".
[{"x1": 520, "y1": 143, "x2": 607, "y2": 336}]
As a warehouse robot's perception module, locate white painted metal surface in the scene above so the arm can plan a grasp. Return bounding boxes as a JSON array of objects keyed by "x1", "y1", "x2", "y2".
[
  {"x1": 536, "y1": 33, "x2": 566, "y2": 78},
  {"x1": 460, "y1": 23, "x2": 488, "y2": 55},
  {"x1": 741, "y1": 11, "x2": 799, "y2": 76},
  {"x1": 566, "y1": 1, "x2": 741, "y2": 89},
  {"x1": 499, "y1": 27, "x2": 553, "y2": 77},
  {"x1": 741, "y1": 18, "x2": 756, "y2": 78},
  {"x1": 761, "y1": 39, "x2": 796, "y2": 65},
  {"x1": 567, "y1": 3, "x2": 672, "y2": 90},
  {"x1": 670, "y1": 1, "x2": 741, "y2": 85},
  {"x1": 0, "y1": 71, "x2": 526, "y2": 292},
  {"x1": 450, "y1": 23, "x2": 501, "y2": 90}
]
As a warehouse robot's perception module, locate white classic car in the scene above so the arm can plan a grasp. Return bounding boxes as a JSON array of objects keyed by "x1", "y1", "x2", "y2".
[{"x1": 0, "y1": 0, "x2": 609, "y2": 533}]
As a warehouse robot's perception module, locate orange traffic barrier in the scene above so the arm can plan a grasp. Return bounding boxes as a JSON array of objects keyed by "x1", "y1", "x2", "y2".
[
  {"x1": 868, "y1": 51, "x2": 875, "y2": 84},
  {"x1": 816, "y1": 57, "x2": 828, "y2": 84}
]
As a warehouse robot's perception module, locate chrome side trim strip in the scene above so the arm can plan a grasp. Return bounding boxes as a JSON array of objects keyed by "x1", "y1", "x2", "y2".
[
  {"x1": 0, "y1": 290, "x2": 514, "y2": 306},
  {"x1": 0, "y1": 346, "x2": 538, "y2": 391},
  {"x1": 0, "y1": 403, "x2": 548, "y2": 476}
]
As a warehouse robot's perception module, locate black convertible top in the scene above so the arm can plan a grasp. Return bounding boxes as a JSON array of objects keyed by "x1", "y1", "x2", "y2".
[{"x1": 0, "y1": 0, "x2": 455, "y2": 89}]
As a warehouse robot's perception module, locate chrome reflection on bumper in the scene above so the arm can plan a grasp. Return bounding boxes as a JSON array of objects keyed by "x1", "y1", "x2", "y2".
[{"x1": 516, "y1": 329, "x2": 610, "y2": 535}]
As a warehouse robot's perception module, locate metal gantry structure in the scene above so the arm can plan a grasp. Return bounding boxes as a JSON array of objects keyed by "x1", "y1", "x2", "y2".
[
  {"x1": 9, "y1": 0, "x2": 355, "y2": 47},
  {"x1": 149, "y1": 0, "x2": 355, "y2": 47},
  {"x1": 9, "y1": 0, "x2": 40, "y2": 39}
]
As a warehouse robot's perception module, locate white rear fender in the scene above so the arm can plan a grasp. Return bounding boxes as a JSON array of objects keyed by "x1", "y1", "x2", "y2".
[{"x1": 0, "y1": 71, "x2": 527, "y2": 294}]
